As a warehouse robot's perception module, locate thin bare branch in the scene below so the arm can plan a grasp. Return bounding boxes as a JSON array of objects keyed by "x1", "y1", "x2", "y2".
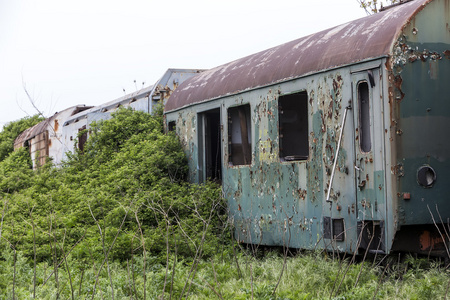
[
  {"x1": 42, "y1": 228, "x2": 87, "y2": 286},
  {"x1": 427, "y1": 205, "x2": 450, "y2": 259},
  {"x1": 90, "y1": 199, "x2": 135, "y2": 300},
  {"x1": 134, "y1": 208, "x2": 147, "y2": 300},
  {"x1": 88, "y1": 203, "x2": 115, "y2": 300}
]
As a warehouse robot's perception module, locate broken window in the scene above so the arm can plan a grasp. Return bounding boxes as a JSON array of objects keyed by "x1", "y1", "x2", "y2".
[
  {"x1": 358, "y1": 81, "x2": 371, "y2": 152},
  {"x1": 168, "y1": 121, "x2": 176, "y2": 132},
  {"x1": 78, "y1": 125, "x2": 87, "y2": 152},
  {"x1": 228, "y1": 104, "x2": 252, "y2": 166},
  {"x1": 278, "y1": 91, "x2": 309, "y2": 161}
]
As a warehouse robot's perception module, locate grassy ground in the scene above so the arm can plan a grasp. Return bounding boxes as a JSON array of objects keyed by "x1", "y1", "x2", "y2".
[
  {"x1": 2, "y1": 110, "x2": 449, "y2": 299},
  {"x1": 1, "y1": 246, "x2": 449, "y2": 299}
]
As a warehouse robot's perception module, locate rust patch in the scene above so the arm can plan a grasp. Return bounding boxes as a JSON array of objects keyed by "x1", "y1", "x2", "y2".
[
  {"x1": 393, "y1": 75, "x2": 405, "y2": 101},
  {"x1": 166, "y1": 0, "x2": 430, "y2": 113},
  {"x1": 408, "y1": 55, "x2": 418, "y2": 62},
  {"x1": 444, "y1": 50, "x2": 450, "y2": 59},
  {"x1": 419, "y1": 230, "x2": 444, "y2": 251}
]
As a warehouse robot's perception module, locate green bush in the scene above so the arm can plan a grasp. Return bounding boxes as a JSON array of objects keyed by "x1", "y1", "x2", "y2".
[
  {"x1": 0, "y1": 147, "x2": 34, "y2": 194},
  {"x1": 0, "y1": 107, "x2": 226, "y2": 266},
  {"x1": 1, "y1": 107, "x2": 449, "y2": 299}
]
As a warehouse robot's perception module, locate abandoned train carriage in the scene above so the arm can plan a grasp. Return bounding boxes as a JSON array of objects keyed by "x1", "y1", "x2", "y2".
[
  {"x1": 14, "y1": 105, "x2": 93, "y2": 169},
  {"x1": 13, "y1": 69, "x2": 205, "y2": 166},
  {"x1": 165, "y1": 0, "x2": 450, "y2": 256},
  {"x1": 62, "y1": 69, "x2": 205, "y2": 161}
]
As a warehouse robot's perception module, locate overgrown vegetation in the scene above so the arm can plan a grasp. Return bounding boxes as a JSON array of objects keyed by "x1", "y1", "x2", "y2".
[
  {"x1": 357, "y1": 0, "x2": 398, "y2": 14},
  {"x1": 1, "y1": 107, "x2": 450, "y2": 299},
  {"x1": 1, "y1": 246, "x2": 449, "y2": 299},
  {"x1": 0, "y1": 107, "x2": 227, "y2": 298}
]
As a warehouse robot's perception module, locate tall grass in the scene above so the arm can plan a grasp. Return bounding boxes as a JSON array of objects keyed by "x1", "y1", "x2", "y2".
[
  {"x1": 2, "y1": 109, "x2": 450, "y2": 299},
  {"x1": 1, "y1": 246, "x2": 449, "y2": 299}
]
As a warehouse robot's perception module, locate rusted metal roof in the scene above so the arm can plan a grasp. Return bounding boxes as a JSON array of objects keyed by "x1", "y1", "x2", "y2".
[
  {"x1": 14, "y1": 119, "x2": 50, "y2": 149},
  {"x1": 165, "y1": 0, "x2": 430, "y2": 112},
  {"x1": 14, "y1": 105, "x2": 92, "y2": 149}
]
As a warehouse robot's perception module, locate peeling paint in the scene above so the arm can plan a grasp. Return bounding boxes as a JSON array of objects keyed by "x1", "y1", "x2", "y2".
[{"x1": 165, "y1": 0, "x2": 450, "y2": 257}]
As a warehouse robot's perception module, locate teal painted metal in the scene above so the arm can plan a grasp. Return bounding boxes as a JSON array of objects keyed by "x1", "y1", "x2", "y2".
[
  {"x1": 165, "y1": 0, "x2": 450, "y2": 256},
  {"x1": 389, "y1": 0, "x2": 450, "y2": 229}
]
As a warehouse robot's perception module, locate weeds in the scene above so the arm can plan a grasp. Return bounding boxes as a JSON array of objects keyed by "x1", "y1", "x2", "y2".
[{"x1": 1, "y1": 109, "x2": 450, "y2": 299}]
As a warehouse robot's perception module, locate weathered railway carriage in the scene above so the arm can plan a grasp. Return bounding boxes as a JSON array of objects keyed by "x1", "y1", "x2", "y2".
[{"x1": 165, "y1": 0, "x2": 450, "y2": 256}]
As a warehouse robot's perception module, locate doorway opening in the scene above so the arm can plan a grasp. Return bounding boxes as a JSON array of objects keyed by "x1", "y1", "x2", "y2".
[{"x1": 199, "y1": 109, "x2": 222, "y2": 183}]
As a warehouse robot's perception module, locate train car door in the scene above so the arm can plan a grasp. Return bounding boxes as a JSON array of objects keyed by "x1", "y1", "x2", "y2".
[
  {"x1": 198, "y1": 108, "x2": 222, "y2": 183},
  {"x1": 351, "y1": 67, "x2": 387, "y2": 253}
]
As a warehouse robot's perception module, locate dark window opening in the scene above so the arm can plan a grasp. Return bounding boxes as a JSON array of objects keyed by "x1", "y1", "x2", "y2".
[
  {"x1": 278, "y1": 91, "x2": 309, "y2": 161},
  {"x1": 200, "y1": 109, "x2": 222, "y2": 182},
  {"x1": 71, "y1": 105, "x2": 94, "y2": 116},
  {"x1": 78, "y1": 125, "x2": 87, "y2": 152},
  {"x1": 323, "y1": 217, "x2": 331, "y2": 239},
  {"x1": 168, "y1": 121, "x2": 176, "y2": 132},
  {"x1": 228, "y1": 104, "x2": 252, "y2": 166},
  {"x1": 358, "y1": 82, "x2": 371, "y2": 152}
]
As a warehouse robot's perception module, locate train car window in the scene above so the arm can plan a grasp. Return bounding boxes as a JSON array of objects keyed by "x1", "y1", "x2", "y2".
[
  {"x1": 278, "y1": 91, "x2": 309, "y2": 161},
  {"x1": 168, "y1": 121, "x2": 176, "y2": 132},
  {"x1": 78, "y1": 125, "x2": 87, "y2": 152},
  {"x1": 228, "y1": 104, "x2": 252, "y2": 166},
  {"x1": 358, "y1": 82, "x2": 371, "y2": 152}
]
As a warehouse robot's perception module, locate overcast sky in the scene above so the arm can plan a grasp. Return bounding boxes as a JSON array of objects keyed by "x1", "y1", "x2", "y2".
[{"x1": 0, "y1": 0, "x2": 375, "y2": 128}]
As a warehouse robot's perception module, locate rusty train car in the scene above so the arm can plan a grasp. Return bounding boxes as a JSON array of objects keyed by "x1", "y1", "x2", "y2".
[
  {"x1": 14, "y1": 69, "x2": 204, "y2": 168},
  {"x1": 164, "y1": 0, "x2": 450, "y2": 256}
]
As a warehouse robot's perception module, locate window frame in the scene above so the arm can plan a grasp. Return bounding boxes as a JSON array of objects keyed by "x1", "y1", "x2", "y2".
[
  {"x1": 227, "y1": 104, "x2": 252, "y2": 167},
  {"x1": 278, "y1": 90, "x2": 309, "y2": 162},
  {"x1": 357, "y1": 80, "x2": 372, "y2": 153}
]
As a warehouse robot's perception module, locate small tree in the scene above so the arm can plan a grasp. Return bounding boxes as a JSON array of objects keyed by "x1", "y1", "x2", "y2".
[{"x1": 357, "y1": 0, "x2": 399, "y2": 14}]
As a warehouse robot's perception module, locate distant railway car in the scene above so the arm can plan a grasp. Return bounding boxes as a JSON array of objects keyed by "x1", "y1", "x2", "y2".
[
  {"x1": 14, "y1": 105, "x2": 93, "y2": 169},
  {"x1": 14, "y1": 69, "x2": 204, "y2": 166},
  {"x1": 165, "y1": 0, "x2": 450, "y2": 256},
  {"x1": 62, "y1": 69, "x2": 204, "y2": 159}
]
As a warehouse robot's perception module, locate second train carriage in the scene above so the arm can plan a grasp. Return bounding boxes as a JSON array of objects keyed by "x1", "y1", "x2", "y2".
[
  {"x1": 13, "y1": 69, "x2": 205, "y2": 166},
  {"x1": 62, "y1": 68, "x2": 204, "y2": 160},
  {"x1": 165, "y1": 0, "x2": 450, "y2": 256}
]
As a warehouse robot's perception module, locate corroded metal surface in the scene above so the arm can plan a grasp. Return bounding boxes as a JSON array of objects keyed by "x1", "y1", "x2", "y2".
[
  {"x1": 165, "y1": 0, "x2": 450, "y2": 256},
  {"x1": 14, "y1": 119, "x2": 51, "y2": 149},
  {"x1": 166, "y1": 0, "x2": 431, "y2": 113},
  {"x1": 14, "y1": 105, "x2": 93, "y2": 168},
  {"x1": 60, "y1": 69, "x2": 205, "y2": 162},
  {"x1": 14, "y1": 105, "x2": 93, "y2": 149},
  {"x1": 386, "y1": 0, "x2": 450, "y2": 235}
]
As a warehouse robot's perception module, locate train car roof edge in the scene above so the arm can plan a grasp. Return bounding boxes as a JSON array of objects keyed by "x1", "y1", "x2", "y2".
[{"x1": 165, "y1": 0, "x2": 432, "y2": 113}]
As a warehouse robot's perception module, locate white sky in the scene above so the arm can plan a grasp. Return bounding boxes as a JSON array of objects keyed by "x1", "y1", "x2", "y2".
[{"x1": 0, "y1": 0, "x2": 377, "y2": 128}]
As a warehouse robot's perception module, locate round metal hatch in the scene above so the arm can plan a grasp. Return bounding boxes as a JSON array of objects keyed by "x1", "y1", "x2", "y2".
[{"x1": 417, "y1": 165, "x2": 436, "y2": 188}]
